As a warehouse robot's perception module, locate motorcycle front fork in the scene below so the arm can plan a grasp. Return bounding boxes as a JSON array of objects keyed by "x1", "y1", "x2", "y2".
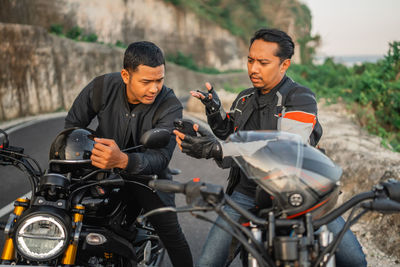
[
  {"x1": 0, "y1": 198, "x2": 29, "y2": 264},
  {"x1": 318, "y1": 225, "x2": 335, "y2": 267},
  {"x1": 62, "y1": 204, "x2": 85, "y2": 265},
  {"x1": 248, "y1": 226, "x2": 262, "y2": 267}
]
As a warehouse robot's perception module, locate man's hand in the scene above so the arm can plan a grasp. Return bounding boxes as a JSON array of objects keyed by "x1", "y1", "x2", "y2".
[
  {"x1": 91, "y1": 138, "x2": 128, "y2": 169},
  {"x1": 190, "y1": 82, "x2": 221, "y2": 113},
  {"x1": 173, "y1": 124, "x2": 222, "y2": 160},
  {"x1": 174, "y1": 124, "x2": 199, "y2": 151}
]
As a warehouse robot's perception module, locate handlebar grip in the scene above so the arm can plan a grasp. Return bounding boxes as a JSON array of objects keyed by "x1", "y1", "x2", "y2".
[
  {"x1": 148, "y1": 180, "x2": 185, "y2": 193},
  {"x1": 362, "y1": 199, "x2": 400, "y2": 213},
  {"x1": 134, "y1": 174, "x2": 158, "y2": 181},
  {"x1": 122, "y1": 173, "x2": 158, "y2": 182},
  {"x1": 382, "y1": 180, "x2": 400, "y2": 202}
]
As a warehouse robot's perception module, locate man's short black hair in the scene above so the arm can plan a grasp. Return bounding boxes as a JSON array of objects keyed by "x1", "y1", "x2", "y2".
[
  {"x1": 123, "y1": 41, "x2": 165, "y2": 72},
  {"x1": 250, "y1": 29, "x2": 295, "y2": 61}
]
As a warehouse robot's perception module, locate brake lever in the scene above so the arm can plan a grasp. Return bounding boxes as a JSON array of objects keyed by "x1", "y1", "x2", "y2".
[{"x1": 137, "y1": 205, "x2": 213, "y2": 223}]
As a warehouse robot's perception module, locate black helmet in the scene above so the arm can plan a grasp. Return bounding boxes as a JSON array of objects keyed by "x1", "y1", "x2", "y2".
[{"x1": 49, "y1": 128, "x2": 96, "y2": 172}]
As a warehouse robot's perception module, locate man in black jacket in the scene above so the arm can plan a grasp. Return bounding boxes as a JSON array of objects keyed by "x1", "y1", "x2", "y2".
[
  {"x1": 65, "y1": 41, "x2": 192, "y2": 267},
  {"x1": 175, "y1": 29, "x2": 366, "y2": 267}
]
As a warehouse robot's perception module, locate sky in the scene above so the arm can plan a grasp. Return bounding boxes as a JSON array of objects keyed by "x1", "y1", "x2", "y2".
[{"x1": 300, "y1": 0, "x2": 400, "y2": 57}]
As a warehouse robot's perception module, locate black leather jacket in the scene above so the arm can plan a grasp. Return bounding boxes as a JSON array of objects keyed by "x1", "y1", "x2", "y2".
[
  {"x1": 65, "y1": 72, "x2": 182, "y2": 204},
  {"x1": 206, "y1": 75, "x2": 319, "y2": 194}
]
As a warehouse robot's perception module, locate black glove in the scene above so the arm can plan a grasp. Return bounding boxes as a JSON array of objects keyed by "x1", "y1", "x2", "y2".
[
  {"x1": 181, "y1": 126, "x2": 222, "y2": 160},
  {"x1": 197, "y1": 86, "x2": 221, "y2": 113}
]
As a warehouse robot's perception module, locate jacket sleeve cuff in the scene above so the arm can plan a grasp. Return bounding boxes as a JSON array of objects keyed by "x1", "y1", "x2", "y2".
[
  {"x1": 214, "y1": 156, "x2": 232, "y2": 169},
  {"x1": 125, "y1": 153, "x2": 145, "y2": 174}
]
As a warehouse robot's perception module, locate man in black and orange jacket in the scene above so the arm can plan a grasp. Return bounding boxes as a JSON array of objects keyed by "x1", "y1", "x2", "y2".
[{"x1": 174, "y1": 28, "x2": 366, "y2": 267}]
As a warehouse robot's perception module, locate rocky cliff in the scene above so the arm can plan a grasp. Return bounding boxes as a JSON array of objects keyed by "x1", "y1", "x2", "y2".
[
  {"x1": 0, "y1": 0, "x2": 248, "y2": 70},
  {"x1": 0, "y1": 23, "x2": 251, "y2": 121},
  {"x1": 0, "y1": 23, "x2": 123, "y2": 120},
  {"x1": 0, "y1": 0, "x2": 313, "y2": 120},
  {"x1": 0, "y1": 0, "x2": 313, "y2": 69}
]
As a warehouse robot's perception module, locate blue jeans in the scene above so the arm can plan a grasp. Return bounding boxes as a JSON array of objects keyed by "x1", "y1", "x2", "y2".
[
  {"x1": 196, "y1": 191, "x2": 366, "y2": 267},
  {"x1": 327, "y1": 216, "x2": 367, "y2": 267}
]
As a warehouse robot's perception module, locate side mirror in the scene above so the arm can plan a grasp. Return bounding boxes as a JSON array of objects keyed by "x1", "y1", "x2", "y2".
[{"x1": 140, "y1": 128, "x2": 171, "y2": 149}]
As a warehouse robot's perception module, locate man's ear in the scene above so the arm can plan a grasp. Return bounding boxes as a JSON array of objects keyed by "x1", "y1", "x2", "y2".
[
  {"x1": 121, "y1": 69, "x2": 130, "y2": 85},
  {"x1": 280, "y1": 59, "x2": 291, "y2": 73}
]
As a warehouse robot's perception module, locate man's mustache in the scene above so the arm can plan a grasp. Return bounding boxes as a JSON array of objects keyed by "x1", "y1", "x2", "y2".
[{"x1": 250, "y1": 74, "x2": 263, "y2": 80}]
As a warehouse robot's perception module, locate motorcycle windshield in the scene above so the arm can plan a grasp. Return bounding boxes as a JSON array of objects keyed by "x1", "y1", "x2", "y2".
[
  {"x1": 224, "y1": 131, "x2": 304, "y2": 192},
  {"x1": 224, "y1": 130, "x2": 341, "y2": 217}
]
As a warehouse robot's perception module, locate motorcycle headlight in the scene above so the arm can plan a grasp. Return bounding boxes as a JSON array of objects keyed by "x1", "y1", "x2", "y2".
[{"x1": 14, "y1": 213, "x2": 69, "y2": 261}]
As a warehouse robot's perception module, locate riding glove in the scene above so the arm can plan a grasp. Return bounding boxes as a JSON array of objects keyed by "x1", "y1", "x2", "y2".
[
  {"x1": 181, "y1": 126, "x2": 222, "y2": 160},
  {"x1": 197, "y1": 86, "x2": 221, "y2": 113}
]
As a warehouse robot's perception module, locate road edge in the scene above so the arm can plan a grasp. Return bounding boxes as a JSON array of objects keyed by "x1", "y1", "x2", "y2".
[{"x1": 0, "y1": 112, "x2": 67, "y2": 133}]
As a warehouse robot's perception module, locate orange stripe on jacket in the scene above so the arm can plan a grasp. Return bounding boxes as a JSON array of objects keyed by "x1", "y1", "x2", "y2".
[{"x1": 283, "y1": 111, "x2": 316, "y2": 126}]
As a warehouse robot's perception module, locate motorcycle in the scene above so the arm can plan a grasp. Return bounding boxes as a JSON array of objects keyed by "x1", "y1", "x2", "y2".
[
  {"x1": 141, "y1": 130, "x2": 400, "y2": 267},
  {"x1": 0, "y1": 127, "x2": 171, "y2": 266}
]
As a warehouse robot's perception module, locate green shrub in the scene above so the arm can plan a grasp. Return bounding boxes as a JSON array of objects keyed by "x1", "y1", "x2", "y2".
[
  {"x1": 164, "y1": 0, "x2": 181, "y2": 5},
  {"x1": 66, "y1": 26, "x2": 83, "y2": 40},
  {"x1": 167, "y1": 52, "x2": 199, "y2": 71},
  {"x1": 288, "y1": 41, "x2": 400, "y2": 152},
  {"x1": 166, "y1": 51, "x2": 244, "y2": 74},
  {"x1": 48, "y1": 24, "x2": 130, "y2": 50},
  {"x1": 115, "y1": 40, "x2": 128, "y2": 49},
  {"x1": 50, "y1": 24, "x2": 64, "y2": 35},
  {"x1": 81, "y1": 33, "x2": 98, "y2": 43}
]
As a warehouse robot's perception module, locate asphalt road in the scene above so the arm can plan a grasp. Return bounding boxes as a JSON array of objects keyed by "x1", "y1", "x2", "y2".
[{"x1": 0, "y1": 115, "x2": 240, "y2": 266}]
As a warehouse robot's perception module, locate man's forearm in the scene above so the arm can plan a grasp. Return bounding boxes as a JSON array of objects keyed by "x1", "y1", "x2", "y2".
[
  {"x1": 125, "y1": 150, "x2": 170, "y2": 174},
  {"x1": 207, "y1": 111, "x2": 233, "y2": 140}
]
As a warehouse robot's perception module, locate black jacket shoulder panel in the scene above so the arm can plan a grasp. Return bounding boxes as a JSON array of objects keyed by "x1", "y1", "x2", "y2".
[
  {"x1": 285, "y1": 85, "x2": 317, "y2": 107},
  {"x1": 284, "y1": 85, "x2": 317, "y2": 115},
  {"x1": 103, "y1": 72, "x2": 126, "y2": 100}
]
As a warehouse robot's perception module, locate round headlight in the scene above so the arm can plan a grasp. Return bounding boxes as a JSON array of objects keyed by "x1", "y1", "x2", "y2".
[{"x1": 15, "y1": 214, "x2": 68, "y2": 261}]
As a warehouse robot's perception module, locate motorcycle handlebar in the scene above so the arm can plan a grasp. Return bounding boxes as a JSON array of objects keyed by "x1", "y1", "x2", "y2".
[
  {"x1": 315, "y1": 179, "x2": 400, "y2": 228},
  {"x1": 148, "y1": 179, "x2": 268, "y2": 225},
  {"x1": 313, "y1": 191, "x2": 375, "y2": 228},
  {"x1": 148, "y1": 180, "x2": 185, "y2": 193}
]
